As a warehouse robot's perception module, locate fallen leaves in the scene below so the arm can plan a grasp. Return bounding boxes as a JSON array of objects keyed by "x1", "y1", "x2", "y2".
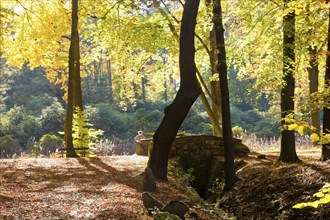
[{"x1": 0, "y1": 156, "x2": 150, "y2": 219}]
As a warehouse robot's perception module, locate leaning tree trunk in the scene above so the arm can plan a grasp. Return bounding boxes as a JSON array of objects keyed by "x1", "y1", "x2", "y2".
[
  {"x1": 321, "y1": 7, "x2": 330, "y2": 161},
  {"x1": 148, "y1": 0, "x2": 201, "y2": 180},
  {"x1": 153, "y1": 0, "x2": 223, "y2": 136},
  {"x1": 65, "y1": 0, "x2": 81, "y2": 157},
  {"x1": 279, "y1": 0, "x2": 300, "y2": 162},
  {"x1": 213, "y1": 0, "x2": 238, "y2": 191}
]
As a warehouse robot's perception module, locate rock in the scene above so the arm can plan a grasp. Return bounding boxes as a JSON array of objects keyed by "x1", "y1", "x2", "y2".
[
  {"x1": 257, "y1": 154, "x2": 266, "y2": 159},
  {"x1": 186, "y1": 212, "x2": 202, "y2": 220},
  {"x1": 143, "y1": 166, "x2": 156, "y2": 192},
  {"x1": 153, "y1": 212, "x2": 181, "y2": 220},
  {"x1": 142, "y1": 192, "x2": 164, "y2": 215},
  {"x1": 162, "y1": 200, "x2": 189, "y2": 219}
]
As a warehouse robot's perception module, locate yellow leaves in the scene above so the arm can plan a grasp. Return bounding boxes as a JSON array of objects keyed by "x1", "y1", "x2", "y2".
[
  {"x1": 288, "y1": 124, "x2": 298, "y2": 131},
  {"x1": 297, "y1": 126, "x2": 308, "y2": 136},
  {"x1": 293, "y1": 183, "x2": 330, "y2": 209},
  {"x1": 2, "y1": 0, "x2": 71, "y2": 72},
  {"x1": 283, "y1": 116, "x2": 329, "y2": 143},
  {"x1": 310, "y1": 133, "x2": 320, "y2": 142}
]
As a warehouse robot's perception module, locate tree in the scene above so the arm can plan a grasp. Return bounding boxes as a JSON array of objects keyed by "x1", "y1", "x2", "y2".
[
  {"x1": 213, "y1": 0, "x2": 238, "y2": 191},
  {"x1": 148, "y1": 0, "x2": 201, "y2": 180},
  {"x1": 151, "y1": 0, "x2": 223, "y2": 136},
  {"x1": 279, "y1": 0, "x2": 300, "y2": 163},
  {"x1": 64, "y1": 0, "x2": 83, "y2": 157},
  {"x1": 321, "y1": 6, "x2": 330, "y2": 161}
]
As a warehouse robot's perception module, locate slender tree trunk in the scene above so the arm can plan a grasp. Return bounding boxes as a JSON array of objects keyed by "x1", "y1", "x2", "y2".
[
  {"x1": 307, "y1": 46, "x2": 320, "y2": 136},
  {"x1": 213, "y1": 0, "x2": 238, "y2": 191},
  {"x1": 199, "y1": 89, "x2": 223, "y2": 136},
  {"x1": 279, "y1": 0, "x2": 300, "y2": 162},
  {"x1": 148, "y1": 0, "x2": 201, "y2": 180},
  {"x1": 106, "y1": 59, "x2": 113, "y2": 103},
  {"x1": 164, "y1": 75, "x2": 168, "y2": 102},
  {"x1": 207, "y1": 0, "x2": 222, "y2": 136},
  {"x1": 321, "y1": 7, "x2": 330, "y2": 161},
  {"x1": 64, "y1": 0, "x2": 81, "y2": 157}
]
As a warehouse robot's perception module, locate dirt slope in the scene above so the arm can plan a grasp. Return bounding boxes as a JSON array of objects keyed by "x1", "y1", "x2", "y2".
[{"x1": 218, "y1": 154, "x2": 330, "y2": 219}]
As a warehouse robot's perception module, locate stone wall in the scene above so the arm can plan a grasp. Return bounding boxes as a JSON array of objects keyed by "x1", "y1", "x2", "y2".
[{"x1": 135, "y1": 135, "x2": 250, "y2": 158}]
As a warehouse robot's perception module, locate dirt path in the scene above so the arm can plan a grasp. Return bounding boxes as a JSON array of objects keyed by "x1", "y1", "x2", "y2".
[{"x1": 0, "y1": 156, "x2": 150, "y2": 219}]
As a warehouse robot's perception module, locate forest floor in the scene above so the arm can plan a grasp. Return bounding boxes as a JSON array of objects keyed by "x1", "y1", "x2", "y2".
[
  {"x1": 0, "y1": 152, "x2": 329, "y2": 219},
  {"x1": 218, "y1": 151, "x2": 330, "y2": 219}
]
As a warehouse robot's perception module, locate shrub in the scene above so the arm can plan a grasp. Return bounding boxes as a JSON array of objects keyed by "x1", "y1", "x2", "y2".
[
  {"x1": 40, "y1": 101, "x2": 65, "y2": 135},
  {"x1": 232, "y1": 126, "x2": 244, "y2": 137},
  {"x1": 39, "y1": 134, "x2": 63, "y2": 156},
  {"x1": 0, "y1": 135, "x2": 21, "y2": 158}
]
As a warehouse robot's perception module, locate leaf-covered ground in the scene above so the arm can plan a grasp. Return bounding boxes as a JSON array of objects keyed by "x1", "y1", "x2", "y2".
[
  {"x1": 0, "y1": 156, "x2": 151, "y2": 219},
  {"x1": 218, "y1": 152, "x2": 330, "y2": 219},
  {"x1": 0, "y1": 155, "x2": 226, "y2": 220},
  {"x1": 1, "y1": 153, "x2": 330, "y2": 219}
]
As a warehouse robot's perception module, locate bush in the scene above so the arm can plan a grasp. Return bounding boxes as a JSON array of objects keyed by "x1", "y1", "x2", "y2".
[
  {"x1": 94, "y1": 103, "x2": 131, "y2": 138},
  {"x1": 24, "y1": 94, "x2": 57, "y2": 115},
  {"x1": 0, "y1": 135, "x2": 21, "y2": 158},
  {"x1": 40, "y1": 101, "x2": 65, "y2": 135},
  {"x1": 131, "y1": 108, "x2": 163, "y2": 132},
  {"x1": 39, "y1": 134, "x2": 63, "y2": 156}
]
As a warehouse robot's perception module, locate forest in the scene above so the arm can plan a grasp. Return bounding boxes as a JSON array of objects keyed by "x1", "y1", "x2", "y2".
[{"x1": 0, "y1": 0, "x2": 330, "y2": 219}]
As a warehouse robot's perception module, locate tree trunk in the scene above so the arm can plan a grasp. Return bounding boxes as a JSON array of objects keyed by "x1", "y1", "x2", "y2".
[
  {"x1": 148, "y1": 0, "x2": 201, "y2": 180},
  {"x1": 64, "y1": 0, "x2": 81, "y2": 157},
  {"x1": 279, "y1": 0, "x2": 300, "y2": 162},
  {"x1": 208, "y1": 0, "x2": 222, "y2": 136},
  {"x1": 164, "y1": 74, "x2": 168, "y2": 102},
  {"x1": 213, "y1": 0, "x2": 238, "y2": 191},
  {"x1": 106, "y1": 59, "x2": 114, "y2": 103},
  {"x1": 199, "y1": 89, "x2": 223, "y2": 136},
  {"x1": 307, "y1": 46, "x2": 320, "y2": 138},
  {"x1": 321, "y1": 7, "x2": 330, "y2": 161},
  {"x1": 153, "y1": 0, "x2": 222, "y2": 136}
]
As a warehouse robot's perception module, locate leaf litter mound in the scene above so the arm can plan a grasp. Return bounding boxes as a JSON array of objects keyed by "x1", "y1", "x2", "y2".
[{"x1": 218, "y1": 154, "x2": 330, "y2": 219}]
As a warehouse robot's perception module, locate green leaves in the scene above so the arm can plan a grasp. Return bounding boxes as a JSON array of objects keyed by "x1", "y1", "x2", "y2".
[
  {"x1": 293, "y1": 183, "x2": 330, "y2": 209},
  {"x1": 72, "y1": 106, "x2": 104, "y2": 156}
]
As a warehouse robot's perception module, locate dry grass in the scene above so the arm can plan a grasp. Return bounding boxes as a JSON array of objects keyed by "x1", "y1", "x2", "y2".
[{"x1": 237, "y1": 132, "x2": 320, "y2": 153}]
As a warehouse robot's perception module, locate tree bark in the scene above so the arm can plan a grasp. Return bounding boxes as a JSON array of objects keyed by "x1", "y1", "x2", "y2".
[
  {"x1": 321, "y1": 7, "x2": 330, "y2": 161},
  {"x1": 106, "y1": 59, "x2": 114, "y2": 103},
  {"x1": 307, "y1": 46, "x2": 320, "y2": 137},
  {"x1": 213, "y1": 0, "x2": 238, "y2": 191},
  {"x1": 148, "y1": 0, "x2": 201, "y2": 180},
  {"x1": 207, "y1": 0, "x2": 222, "y2": 137},
  {"x1": 279, "y1": 0, "x2": 300, "y2": 162},
  {"x1": 64, "y1": 0, "x2": 81, "y2": 157},
  {"x1": 153, "y1": 0, "x2": 222, "y2": 136}
]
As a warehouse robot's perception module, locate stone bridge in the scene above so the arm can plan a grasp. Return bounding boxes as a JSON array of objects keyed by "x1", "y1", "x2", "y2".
[{"x1": 135, "y1": 135, "x2": 249, "y2": 158}]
